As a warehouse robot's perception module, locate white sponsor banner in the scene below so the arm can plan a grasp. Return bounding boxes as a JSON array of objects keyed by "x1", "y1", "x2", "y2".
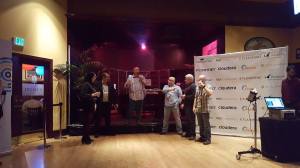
[
  {"x1": 0, "y1": 39, "x2": 12, "y2": 154},
  {"x1": 194, "y1": 47, "x2": 288, "y2": 137}
]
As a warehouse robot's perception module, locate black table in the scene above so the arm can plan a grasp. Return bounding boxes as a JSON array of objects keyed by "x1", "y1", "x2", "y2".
[{"x1": 259, "y1": 117, "x2": 300, "y2": 162}]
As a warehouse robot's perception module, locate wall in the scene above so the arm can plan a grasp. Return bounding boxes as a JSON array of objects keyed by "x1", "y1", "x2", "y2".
[
  {"x1": 0, "y1": 0, "x2": 67, "y2": 131},
  {"x1": 225, "y1": 25, "x2": 300, "y2": 63},
  {"x1": 290, "y1": 27, "x2": 300, "y2": 63}
]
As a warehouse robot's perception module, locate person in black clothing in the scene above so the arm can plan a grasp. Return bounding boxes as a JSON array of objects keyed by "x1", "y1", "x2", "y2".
[
  {"x1": 181, "y1": 74, "x2": 196, "y2": 140},
  {"x1": 80, "y1": 72, "x2": 100, "y2": 144},
  {"x1": 94, "y1": 72, "x2": 118, "y2": 137}
]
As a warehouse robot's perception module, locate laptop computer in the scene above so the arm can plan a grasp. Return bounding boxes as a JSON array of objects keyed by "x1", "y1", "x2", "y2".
[{"x1": 264, "y1": 97, "x2": 285, "y2": 110}]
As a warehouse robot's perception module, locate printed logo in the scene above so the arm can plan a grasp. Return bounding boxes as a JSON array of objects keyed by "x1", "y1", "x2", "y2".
[
  {"x1": 218, "y1": 86, "x2": 237, "y2": 90},
  {"x1": 240, "y1": 55, "x2": 262, "y2": 60},
  {"x1": 218, "y1": 106, "x2": 238, "y2": 110},
  {"x1": 265, "y1": 74, "x2": 285, "y2": 80},
  {"x1": 209, "y1": 106, "x2": 216, "y2": 110},
  {"x1": 241, "y1": 85, "x2": 254, "y2": 91},
  {"x1": 195, "y1": 68, "x2": 216, "y2": 72},
  {"x1": 216, "y1": 78, "x2": 238, "y2": 81},
  {"x1": 219, "y1": 125, "x2": 238, "y2": 130},
  {"x1": 241, "y1": 65, "x2": 256, "y2": 70},
  {"x1": 196, "y1": 58, "x2": 213, "y2": 63},
  {"x1": 217, "y1": 66, "x2": 237, "y2": 71},
  {"x1": 240, "y1": 76, "x2": 261, "y2": 80},
  {"x1": 242, "y1": 126, "x2": 254, "y2": 132}
]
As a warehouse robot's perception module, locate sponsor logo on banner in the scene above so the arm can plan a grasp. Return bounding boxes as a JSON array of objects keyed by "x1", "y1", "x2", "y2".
[
  {"x1": 242, "y1": 126, "x2": 254, "y2": 133},
  {"x1": 265, "y1": 74, "x2": 285, "y2": 80},
  {"x1": 218, "y1": 106, "x2": 238, "y2": 110},
  {"x1": 261, "y1": 84, "x2": 281, "y2": 89},
  {"x1": 209, "y1": 106, "x2": 216, "y2": 110},
  {"x1": 0, "y1": 57, "x2": 12, "y2": 91},
  {"x1": 240, "y1": 118, "x2": 255, "y2": 121},
  {"x1": 211, "y1": 125, "x2": 217, "y2": 129},
  {"x1": 216, "y1": 56, "x2": 238, "y2": 62},
  {"x1": 260, "y1": 63, "x2": 286, "y2": 68},
  {"x1": 263, "y1": 52, "x2": 271, "y2": 57},
  {"x1": 217, "y1": 66, "x2": 237, "y2": 71},
  {"x1": 210, "y1": 86, "x2": 217, "y2": 90},
  {"x1": 195, "y1": 68, "x2": 216, "y2": 72},
  {"x1": 218, "y1": 86, "x2": 237, "y2": 90},
  {"x1": 240, "y1": 76, "x2": 261, "y2": 80},
  {"x1": 239, "y1": 55, "x2": 261, "y2": 60},
  {"x1": 219, "y1": 125, "x2": 238, "y2": 130},
  {"x1": 196, "y1": 58, "x2": 213, "y2": 63},
  {"x1": 216, "y1": 77, "x2": 238, "y2": 81},
  {"x1": 240, "y1": 97, "x2": 248, "y2": 101},
  {"x1": 241, "y1": 65, "x2": 256, "y2": 70},
  {"x1": 241, "y1": 85, "x2": 254, "y2": 91},
  {"x1": 242, "y1": 106, "x2": 252, "y2": 111}
]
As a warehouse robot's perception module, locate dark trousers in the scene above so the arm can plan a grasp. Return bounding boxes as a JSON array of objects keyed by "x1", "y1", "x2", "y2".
[
  {"x1": 95, "y1": 102, "x2": 112, "y2": 132},
  {"x1": 82, "y1": 105, "x2": 94, "y2": 139},
  {"x1": 196, "y1": 113, "x2": 211, "y2": 141},
  {"x1": 128, "y1": 99, "x2": 143, "y2": 122},
  {"x1": 184, "y1": 105, "x2": 195, "y2": 136}
]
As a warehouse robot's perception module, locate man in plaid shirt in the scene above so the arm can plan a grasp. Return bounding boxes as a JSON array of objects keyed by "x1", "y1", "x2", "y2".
[{"x1": 193, "y1": 74, "x2": 213, "y2": 145}]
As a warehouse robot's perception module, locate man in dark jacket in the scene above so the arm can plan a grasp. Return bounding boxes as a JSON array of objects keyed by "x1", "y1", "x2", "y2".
[
  {"x1": 181, "y1": 74, "x2": 196, "y2": 140},
  {"x1": 95, "y1": 72, "x2": 118, "y2": 136}
]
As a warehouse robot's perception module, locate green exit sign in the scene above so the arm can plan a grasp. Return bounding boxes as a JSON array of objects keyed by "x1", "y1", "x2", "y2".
[{"x1": 13, "y1": 37, "x2": 25, "y2": 47}]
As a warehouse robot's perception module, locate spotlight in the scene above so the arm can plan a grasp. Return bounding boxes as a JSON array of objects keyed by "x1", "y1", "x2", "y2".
[{"x1": 141, "y1": 43, "x2": 146, "y2": 50}]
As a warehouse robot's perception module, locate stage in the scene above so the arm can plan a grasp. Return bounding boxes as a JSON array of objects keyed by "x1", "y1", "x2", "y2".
[{"x1": 1, "y1": 134, "x2": 300, "y2": 168}]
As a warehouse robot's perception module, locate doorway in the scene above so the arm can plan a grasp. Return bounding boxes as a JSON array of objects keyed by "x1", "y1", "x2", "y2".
[{"x1": 11, "y1": 53, "x2": 53, "y2": 137}]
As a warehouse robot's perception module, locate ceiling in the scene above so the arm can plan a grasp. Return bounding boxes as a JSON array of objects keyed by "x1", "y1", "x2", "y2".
[{"x1": 64, "y1": 0, "x2": 299, "y2": 27}]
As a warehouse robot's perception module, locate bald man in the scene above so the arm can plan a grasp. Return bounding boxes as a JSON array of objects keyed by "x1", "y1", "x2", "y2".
[
  {"x1": 193, "y1": 74, "x2": 213, "y2": 145},
  {"x1": 161, "y1": 77, "x2": 183, "y2": 134},
  {"x1": 124, "y1": 67, "x2": 146, "y2": 124}
]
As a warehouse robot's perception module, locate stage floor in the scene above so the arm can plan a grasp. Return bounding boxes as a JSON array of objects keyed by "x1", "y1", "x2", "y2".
[{"x1": 1, "y1": 134, "x2": 300, "y2": 168}]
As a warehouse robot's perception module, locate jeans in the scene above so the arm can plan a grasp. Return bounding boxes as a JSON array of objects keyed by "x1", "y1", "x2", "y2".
[
  {"x1": 195, "y1": 112, "x2": 211, "y2": 141},
  {"x1": 184, "y1": 105, "x2": 195, "y2": 136},
  {"x1": 128, "y1": 99, "x2": 143, "y2": 122},
  {"x1": 162, "y1": 106, "x2": 182, "y2": 133}
]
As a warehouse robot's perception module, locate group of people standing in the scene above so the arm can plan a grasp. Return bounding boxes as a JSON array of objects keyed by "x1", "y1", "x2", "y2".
[
  {"x1": 79, "y1": 66, "x2": 213, "y2": 145},
  {"x1": 160, "y1": 74, "x2": 213, "y2": 145}
]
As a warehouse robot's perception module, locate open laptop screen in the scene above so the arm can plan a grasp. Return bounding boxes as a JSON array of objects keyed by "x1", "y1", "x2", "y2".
[{"x1": 264, "y1": 97, "x2": 285, "y2": 109}]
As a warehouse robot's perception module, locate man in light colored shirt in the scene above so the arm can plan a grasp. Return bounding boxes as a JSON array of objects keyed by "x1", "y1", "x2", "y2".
[
  {"x1": 124, "y1": 67, "x2": 146, "y2": 124},
  {"x1": 193, "y1": 74, "x2": 213, "y2": 145},
  {"x1": 161, "y1": 77, "x2": 183, "y2": 134}
]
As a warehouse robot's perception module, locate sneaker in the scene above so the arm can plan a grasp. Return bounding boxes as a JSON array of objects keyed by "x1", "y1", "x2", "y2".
[{"x1": 203, "y1": 140, "x2": 211, "y2": 145}]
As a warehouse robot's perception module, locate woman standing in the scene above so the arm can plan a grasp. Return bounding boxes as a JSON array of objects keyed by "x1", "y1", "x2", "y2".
[{"x1": 80, "y1": 72, "x2": 100, "y2": 144}]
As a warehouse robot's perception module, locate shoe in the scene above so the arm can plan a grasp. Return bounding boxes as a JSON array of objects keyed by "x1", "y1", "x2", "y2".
[
  {"x1": 177, "y1": 131, "x2": 183, "y2": 135},
  {"x1": 81, "y1": 137, "x2": 92, "y2": 144},
  {"x1": 181, "y1": 132, "x2": 187, "y2": 137},
  {"x1": 94, "y1": 134, "x2": 100, "y2": 138},
  {"x1": 195, "y1": 138, "x2": 206, "y2": 142},
  {"x1": 160, "y1": 132, "x2": 167, "y2": 135},
  {"x1": 188, "y1": 136, "x2": 195, "y2": 140},
  {"x1": 203, "y1": 140, "x2": 211, "y2": 145}
]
